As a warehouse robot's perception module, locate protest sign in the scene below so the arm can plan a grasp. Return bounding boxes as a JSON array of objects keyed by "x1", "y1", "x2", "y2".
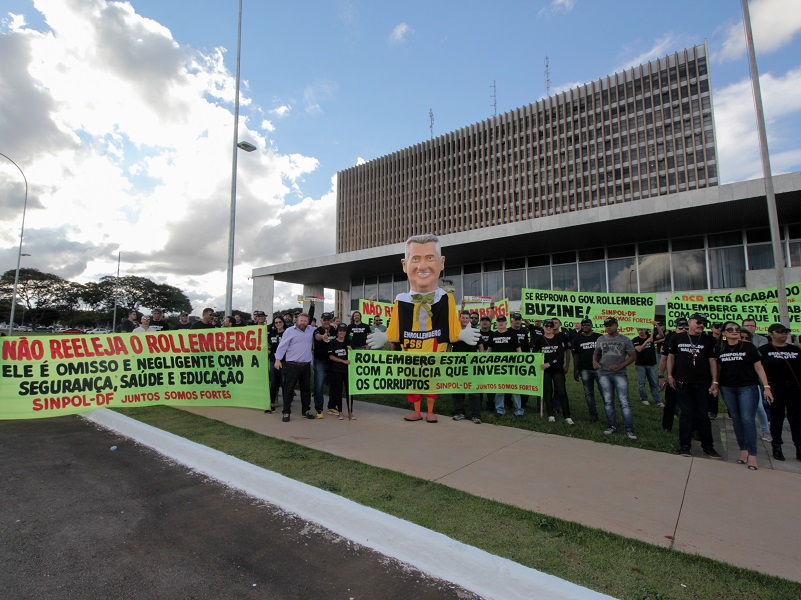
[
  {"x1": 665, "y1": 299, "x2": 801, "y2": 333},
  {"x1": 670, "y1": 283, "x2": 801, "y2": 305},
  {"x1": 347, "y1": 350, "x2": 544, "y2": 396},
  {"x1": 297, "y1": 295, "x2": 325, "y2": 303},
  {"x1": 521, "y1": 289, "x2": 656, "y2": 335},
  {"x1": 0, "y1": 327, "x2": 270, "y2": 420},
  {"x1": 360, "y1": 298, "x2": 394, "y2": 321}
]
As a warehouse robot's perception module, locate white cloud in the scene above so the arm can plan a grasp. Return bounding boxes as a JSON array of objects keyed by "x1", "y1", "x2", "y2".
[
  {"x1": 269, "y1": 104, "x2": 291, "y2": 117},
  {"x1": 389, "y1": 22, "x2": 414, "y2": 44},
  {"x1": 614, "y1": 34, "x2": 687, "y2": 74},
  {"x1": 714, "y1": 65, "x2": 801, "y2": 182},
  {"x1": 537, "y1": 0, "x2": 577, "y2": 18},
  {"x1": 0, "y1": 0, "x2": 331, "y2": 315},
  {"x1": 716, "y1": 0, "x2": 801, "y2": 62}
]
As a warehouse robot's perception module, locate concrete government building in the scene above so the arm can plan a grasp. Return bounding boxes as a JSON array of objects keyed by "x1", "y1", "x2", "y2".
[{"x1": 253, "y1": 43, "x2": 801, "y2": 317}]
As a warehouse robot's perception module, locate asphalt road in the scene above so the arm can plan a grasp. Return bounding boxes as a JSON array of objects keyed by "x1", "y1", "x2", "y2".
[{"x1": 0, "y1": 417, "x2": 478, "y2": 600}]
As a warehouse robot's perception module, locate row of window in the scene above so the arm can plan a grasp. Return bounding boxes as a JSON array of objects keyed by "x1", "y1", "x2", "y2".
[{"x1": 349, "y1": 227, "x2": 800, "y2": 308}]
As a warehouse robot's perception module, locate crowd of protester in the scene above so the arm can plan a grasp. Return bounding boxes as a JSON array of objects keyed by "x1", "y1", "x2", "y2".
[{"x1": 119, "y1": 301, "x2": 801, "y2": 465}]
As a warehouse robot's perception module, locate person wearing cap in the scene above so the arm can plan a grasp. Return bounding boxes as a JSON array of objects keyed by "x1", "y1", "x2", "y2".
[
  {"x1": 760, "y1": 324, "x2": 801, "y2": 462},
  {"x1": 715, "y1": 321, "x2": 773, "y2": 470},
  {"x1": 149, "y1": 308, "x2": 170, "y2": 332},
  {"x1": 451, "y1": 310, "x2": 483, "y2": 424},
  {"x1": 191, "y1": 307, "x2": 217, "y2": 329},
  {"x1": 632, "y1": 322, "x2": 664, "y2": 407},
  {"x1": 313, "y1": 312, "x2": 337, "y2": 417},
  {"x1": 266, "y1": 315, "x2": 287, "y2": 413},
  {"x1": 665, "y1": 313, "x2": 721, "y2": 458},
  {"x1": 132, "y1": 315, "x2": 152, "y2": 333},
  {"x1": 347, "y1": 310, "x2": 372, "y2": 350},
  {"x1": 274, "y1": 313, "x2": 316, "y2": 422},
  {"x1": 532, "y1": 319, "x2": 573, "y2": 424},
  {"x1": 593, "y1": 317, "x2": 637, "y2": 439},
  {"x1": 175, "y1": 313, "x2": 191, "y2": 330},
  {"x1": 477, "y1": 315, "x2": 495, "y2": 410},
  {"x1": 487, "y1": 314, "x2": 524, "y2": 418},
  {"x1": 328, "y1": 323, "x2": 353, "y2": 420},
  {"x1": 509, "y1": 312, "x2": 531, "y2": 409},
  {"x1": 658, "y1": 318, "x2": 689, "y2": 432},
  {"x1": 572, "y1": 318, "x2": 602, "y2": 423}
]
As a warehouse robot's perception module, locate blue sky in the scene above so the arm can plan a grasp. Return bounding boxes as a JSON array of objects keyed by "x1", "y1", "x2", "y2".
[{"x1": 1, "y1": 0, "x2": 800, "y2": 314}]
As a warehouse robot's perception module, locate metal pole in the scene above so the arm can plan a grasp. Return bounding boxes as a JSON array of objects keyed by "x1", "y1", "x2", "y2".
[
  {"x1": 741, "y1": 0, "x2": 788, "y2": 324},
  {"x1": 225, "y1": 0, "x2": 244, "y2": 316},
  {"x1": 112, "y1": 251, "x2": 121, "y2": 331},
  {"x1": 0, "y1": 152, "x2": 29, "y2": 336}
]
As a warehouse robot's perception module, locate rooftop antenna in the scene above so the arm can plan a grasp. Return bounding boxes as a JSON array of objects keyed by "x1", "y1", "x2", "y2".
[
  {"x1": 490, "y1": 80, "x2": 497, "y2": 116},
  {"x1": 429, "y1": 108, "x2": 434, "y2": 140},
  {"x1": 545, "y1": 54, "x2": 551, "y2": 97}
]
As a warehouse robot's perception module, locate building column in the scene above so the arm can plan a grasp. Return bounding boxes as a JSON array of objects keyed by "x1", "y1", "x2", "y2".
[
  {"x1": 252, "y1": 275, "x2": 275, "y2": 316},
  {"x1": 302, "y1": 284, "x2": 325, "y2": 316}
]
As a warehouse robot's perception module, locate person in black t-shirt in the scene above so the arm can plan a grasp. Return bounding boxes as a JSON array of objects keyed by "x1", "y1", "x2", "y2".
[
  {"x1": 313, "y1": 312, "x2": 337, "y2": 417},
  {"x1": 572, "y1": 318, "x2": 602, "y2": 422},
  {"x1": 451, "y1": 311, "x2": 482, "y2": 424},
  {"x1": 632, "y1": 325, "x2": 663, "y2": 406},
  {"x1": 532, "y1": 319, "x2": 572, "y2": 425},
  {"x1": 716, "y1": 321, "x2": 772, "y2": 470},
  {"x1": 666, "y1": 313, "x2": 721, "y2": 458},
  {"x1": 760, "y1": 323, "x2": 801, "y2": 462},
  {"x1": 120, "y1": 310, "x2": 138, "y2": 333},
  {"x1": 149, "y1": 308, "x2": 171, "y2": 332},
  {"x1": 328, "y1": 324, "x2": 353, "y2": 419},
  {"x1": 346, "y1": 310, "x2": 372, "y2": 350},
  {"x1": 487, "y1": 316, "x2": 523, "y2": 417},
  {"x1": 190, "y1": 307, "x2": 216, "y2": 329},
  {"x1": 477, "y1": 315, "x2": 494, "y2": 410},
  {"x1": 266, "y1": 316, "x2": 286, "y2": 413}
]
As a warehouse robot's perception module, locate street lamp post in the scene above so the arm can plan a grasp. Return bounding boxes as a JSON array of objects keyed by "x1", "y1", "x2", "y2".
[
  {"x1": 224, "y1": 0, "x2": 256, "y2": 316},
  {"x1": 0, "y1": 152, "x2": 29, "y2": 336}
]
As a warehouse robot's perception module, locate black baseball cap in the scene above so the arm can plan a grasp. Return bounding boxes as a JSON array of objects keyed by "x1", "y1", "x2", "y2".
[
  {"x1": 152, "y1": 308, "x2": 163, "y2": 313},
  {"x1": 510, "y1": 312, "x2": 522, "y2": 319},
  {"x1": 712, "y1": 322, "x2": 723, "y2": 329},
  {"x1": 321, "y1": 312, "x2": 333, "y2": 320},
  {"x1": 496, "y1": 315, "x2": 507, "y2": 321},
  {"x1": 768, "y1": 323, "x2": 792, "y2": 334},
  {"x1": 580, "y1": 318, "x2": 592, "y2": 326},
  {"x1": 542, "y1": 319, "x2": 555, "y2": 327},
  {"x1": 688, "y1": 313, "x2": 709, "y2": 325},
  {"x1": 603, "y1": 317, "x2": 618, "y2": 326},
  {"x1": 337, "y1": 323, "x2": 348, "y2": 331},
  {"x1": 675, "y1": 317, "x2": 689, "y2": 328},
  {"x1": 253, "y1": 310, "x2": 266, "y2": 316}
]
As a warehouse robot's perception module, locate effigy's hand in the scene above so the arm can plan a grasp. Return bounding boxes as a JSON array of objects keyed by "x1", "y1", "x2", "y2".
[
  {"x1": 366, "y1": 330, "x2": 388, "y2": 349},
  {"x1": 458, "y1": 327, "x2": 481, "y2": 346}
]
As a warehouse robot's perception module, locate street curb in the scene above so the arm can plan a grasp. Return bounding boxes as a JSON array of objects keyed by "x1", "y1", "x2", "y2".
[{"x1": 83, "y1": 408, "x2": 614, "y2": 600}]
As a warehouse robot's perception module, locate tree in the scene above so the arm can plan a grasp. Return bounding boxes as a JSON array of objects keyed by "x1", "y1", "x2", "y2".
[
  {"x1": 0, "y1": 268, "x2": 71, "y2": 326},
  {"x1": 95, "y1": 276, "x2": 191, "y2": 315}
]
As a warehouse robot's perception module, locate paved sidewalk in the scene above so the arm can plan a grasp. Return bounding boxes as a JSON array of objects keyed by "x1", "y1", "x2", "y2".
[{"x1": 180, "y1": 402, "x2": 801, "y2": 584}]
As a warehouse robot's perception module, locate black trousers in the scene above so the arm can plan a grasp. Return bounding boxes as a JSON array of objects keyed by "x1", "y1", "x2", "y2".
[
  {"x1": 676, "y1": 381, "x2": 713, "y2": 449},
  {"x1": 769, "y1": 380, "x2": 801, "y2": 449},
  {"x1": 281, "y1": 362, "x2": 311, "y2": 415},
  {"x1": 453, "y1": 393, "x2": 481, "y2": 418},
  {"x1": 269, "y1": 360, "x2": 283, "y2": 405},
  {"x1": 544, "y1": 371, "x2": 570, "y2": 418},
  {"x1": 328, "y1": 370, "x2": 349, "y2": 413},
  {"x1": 662, "y1": 384, "x2": 677, "y2": 431}
]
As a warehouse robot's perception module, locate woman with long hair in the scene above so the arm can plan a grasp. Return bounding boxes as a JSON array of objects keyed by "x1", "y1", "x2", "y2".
[
  {"x1": 267, "y1": 316, "x2": 286, "y2": 413},
  {"x1": 715, "y1": 321, "x2": 773, "y2": 470}
]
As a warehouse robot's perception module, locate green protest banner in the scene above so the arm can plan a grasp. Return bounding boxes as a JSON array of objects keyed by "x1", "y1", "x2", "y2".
[
  {"x1": 670, "y1": 283, "x2": 801, "y2": 305},
  {"x1": 521, "y1": 288, "x2": 656, "y2": 336},
  {"x1": 347, "y1": 350, "x2": 544, "y2": 396},
  {"x1": 360, "y1": 298, "x2": 394, "y2": 321},
  {"x1": 0, "y1": 327, "x2": 270, "y2": 420},
  {"x1": 665, "y1": 299, "x2": 801, "y2": 333}
]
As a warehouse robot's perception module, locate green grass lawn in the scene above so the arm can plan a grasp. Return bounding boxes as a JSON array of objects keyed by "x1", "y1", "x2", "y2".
[{"x1": 116, "y1": 405, "x2": 800, "y2": 600}]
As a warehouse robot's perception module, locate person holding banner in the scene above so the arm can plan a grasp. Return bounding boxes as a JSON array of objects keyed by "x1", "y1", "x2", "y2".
[
  {"x1": 572, "y1": 318, "x2": 602, "y2": 423},
  {"x1": 451, "y1": 310, "x2": 482, "y2": 424},
  {"x1": 266, "y1": 316, "x2": 286, "y2": 413},
  {"x1": 366, "y1": 234, "x2": 479, "y2": 423},
  {"x1": 488, "y1": 315, "x2": 524, "y2": 418},
  {"x1": 313, "y1": 313, "x2": 337, "y2": 417},
  {"x1": 593, "y1": 317, "x2": 637, "y2": 439},
  {"x1": 760, "y1": 324, "x2": 801, "y2": 462},
  {"x1": 715, "y1": 321, "x2": 773, "y2": 470},
  {"x1": 666, "y1": 313, "x2": 722, "y2": 458}
]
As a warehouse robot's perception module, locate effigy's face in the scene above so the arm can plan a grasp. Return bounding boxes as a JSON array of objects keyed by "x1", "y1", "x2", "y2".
[{"x1": 402, "y1": 242, "x2": 445, "y2": 293}]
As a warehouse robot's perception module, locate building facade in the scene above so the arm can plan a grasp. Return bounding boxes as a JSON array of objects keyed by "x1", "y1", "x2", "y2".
[{"x1": 337, "y1": 44, "x2": 717, "y2": 253}]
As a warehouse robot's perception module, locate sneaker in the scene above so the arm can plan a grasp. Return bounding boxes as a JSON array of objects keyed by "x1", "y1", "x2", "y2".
[
  {"x1": 282, "y1": 413, "x2": 290, "y2": 422},
  {"x1": 760, "y1": 431, "x2": 773, "y2": 443},
  {"x1": 471, "y1": 417, "x2": 482, "y2": 424},
  {"x1": 772, "y1": 447, "x2": 785, "y2": 461},
  {"x1": 588, "y1": 415, "x2": 599, "y2": 423},
  {"x1": 327, "y1": 408, "x2": 339, "y2": 416},
  {"x1": 703, "y1": 447, "x2": 722, "y2": 459},
  {"x1": 264, "y1": 409, "x2": 272, "y2": 414},
  {"x1": 654, "y1": 402, "x2": 664, "y2": 408},
  {"x1": 565, "y1": 418, "x2": 575, "y2": 426},
  {"x1": 315, "y1": 412, "x2": 324, "y2": 419},
  {"x1": 642, "y1": 401, "x2": 649, "y2": 405},
  {"x1": 708, "y1": 412, "x2": 718, "y2": 420},
  {"x1": 625, "y1": 430, "x2": 638, "y2": 440},
  {"x1": 603, "y1": 426, "x2": 616, "y2": 435},
  {"x1": 452, "y1": 414, "x2": 465, "y2": 421},
  {"x1": 679, "y1": 446, "x2": 691, "y2": 457},
  {"x1": 548, "y1": 416, "x2": 556, "y2": 422},
  {"x1": 495, "y1": 412, "x2": 504, "y2": 418},
  {"x1": 515, "y1": 413, "x2": 524, "y2": 419},
  {"x1": 305, "y1": 411, "x2": 316, "y2": 420}
]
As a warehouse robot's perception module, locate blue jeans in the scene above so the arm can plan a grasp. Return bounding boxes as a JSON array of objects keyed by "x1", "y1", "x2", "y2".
[
  {"x1": 756, "y1": 389, "x2": 770, "y2": 434},
  {"x1": 635, "y1": 364, "x2": 661, "y2": 404},
  {"x1": 579, "y1": 369, "x2": 601, "y2": 418},
  {"x1": 495, "y1": 393, "x2": 523, "y2": 416},
  {"x1": 720, "y1": 385, "x2": 759, "y2": 456},
  {"x1": 598, "y1": 372, "x2": 634, "y2": 432},
  {"x1": 313, "y1": 359, "x2": 329, "y2": 413}
]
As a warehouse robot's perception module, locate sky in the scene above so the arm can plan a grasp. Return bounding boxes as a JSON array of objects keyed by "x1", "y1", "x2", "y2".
[{"x1": 1, "y1": 0, "x2": 800, "y2": 316}]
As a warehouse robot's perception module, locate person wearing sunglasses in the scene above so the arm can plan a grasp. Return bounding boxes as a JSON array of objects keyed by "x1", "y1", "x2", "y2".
[
  {"x1": 760, "y1": 324, "x2": 801, "y2": 462},
  {"x1": 658, "y1": 318, "x2": 689, "y2": 432},
  {"x1": 715, "y1": 321, "x2": 772, "y2": 470}
]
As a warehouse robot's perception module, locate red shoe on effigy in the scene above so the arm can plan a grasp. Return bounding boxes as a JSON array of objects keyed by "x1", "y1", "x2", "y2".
[{"x1": 404, "y1": 412, "x2": 423, "y2": 421}]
